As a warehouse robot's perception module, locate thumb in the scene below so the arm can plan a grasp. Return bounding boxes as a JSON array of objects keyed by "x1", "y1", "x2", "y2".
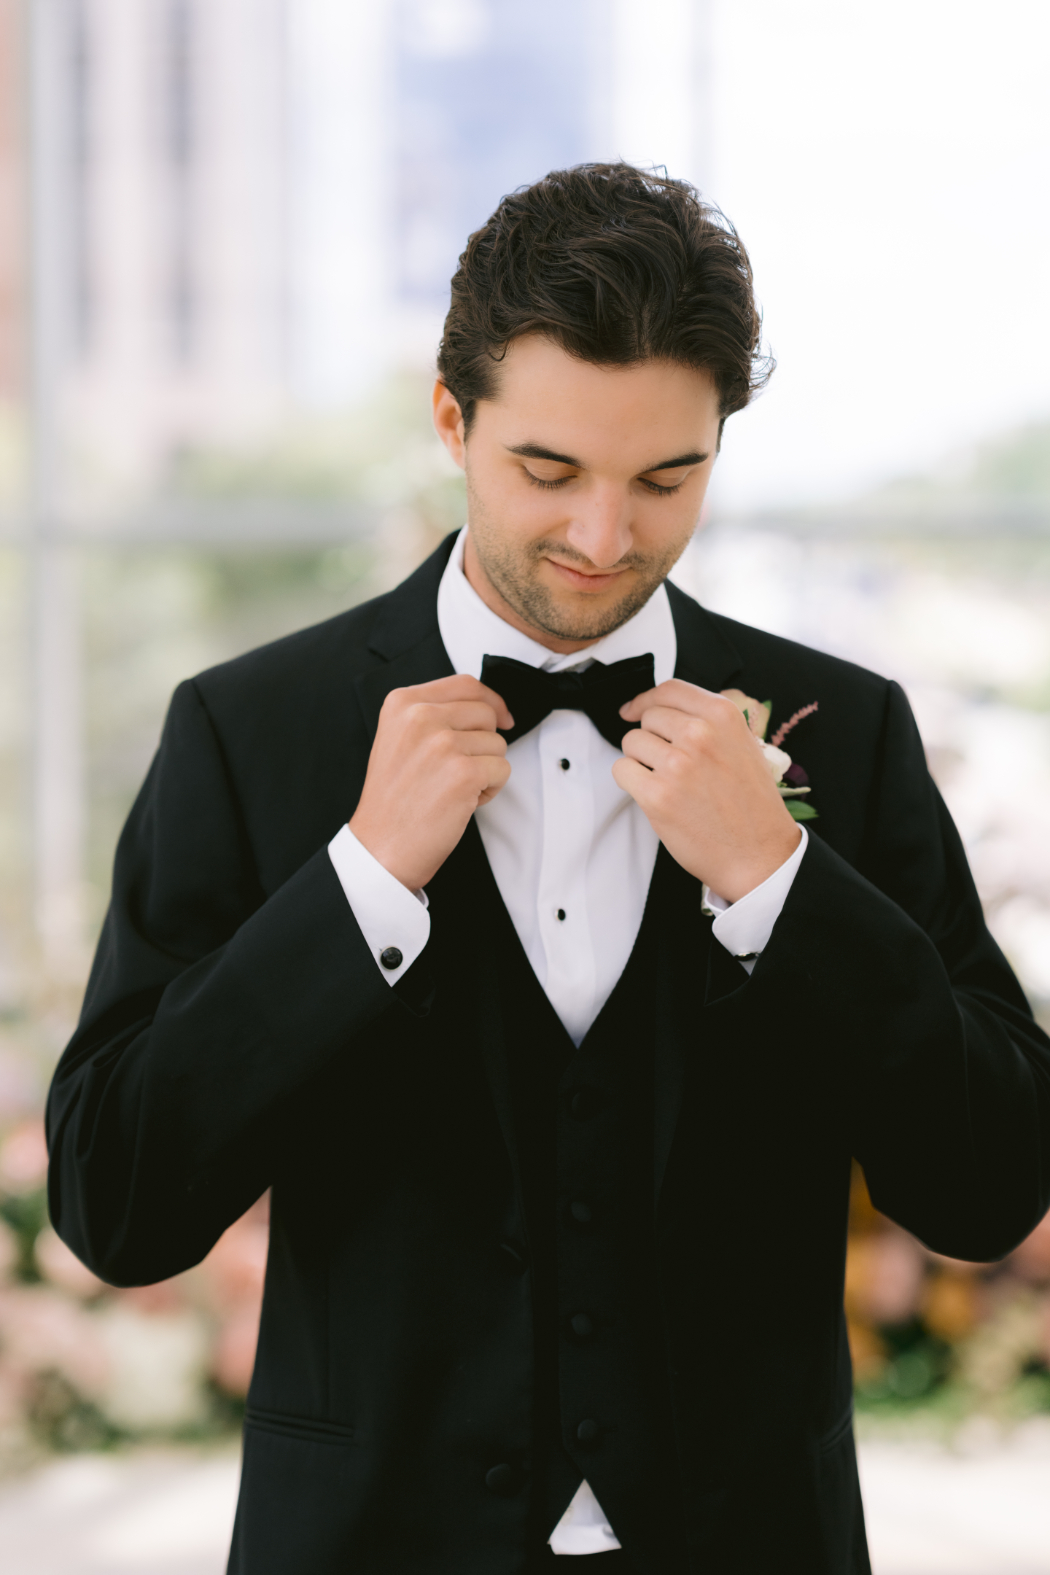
[
  {"x1": 619, "y1": 687, "x2": 656, "y2": 722},
  {"x1": 476, "y1": 681, "x2": 515, "y2": 732}
]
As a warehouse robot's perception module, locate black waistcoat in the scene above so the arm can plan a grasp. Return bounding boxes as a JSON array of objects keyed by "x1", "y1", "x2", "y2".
[{"x1": 429, "y1": 825, "x2": 693, "y2": 1570}]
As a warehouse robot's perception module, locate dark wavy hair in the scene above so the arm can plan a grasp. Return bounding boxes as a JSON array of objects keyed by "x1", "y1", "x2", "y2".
[{"x1": 437, "y1": 162, "x2": 773, "y2": 434}]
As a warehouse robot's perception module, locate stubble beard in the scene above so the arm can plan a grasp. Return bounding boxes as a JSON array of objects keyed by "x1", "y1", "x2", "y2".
[{"x1": 466, "y1": 479, "x2": 695, "y2": 644}]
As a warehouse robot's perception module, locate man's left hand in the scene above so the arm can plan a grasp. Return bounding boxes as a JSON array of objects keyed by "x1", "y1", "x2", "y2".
[{"x1": 613, "y1": 680, "x2": 801, "y2": 904}]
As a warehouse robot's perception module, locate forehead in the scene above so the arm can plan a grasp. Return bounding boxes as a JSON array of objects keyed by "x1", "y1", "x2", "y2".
[{"x1": 477, "y1": 335, "x2": 720, "y2": 466}]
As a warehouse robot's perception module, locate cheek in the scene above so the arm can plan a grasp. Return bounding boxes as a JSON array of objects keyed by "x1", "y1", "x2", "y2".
[
  {"x1": 634, "y1": 495, "x2": 703, "y2": 554},
  {"x1": 500, "y1": 472, "x2": 573, "y2": 531}
]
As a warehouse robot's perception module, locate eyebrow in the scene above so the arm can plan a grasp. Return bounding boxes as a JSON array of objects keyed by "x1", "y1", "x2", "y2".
[{"x1": 506, "y1": 442, "x2": 708, "y2": 473}]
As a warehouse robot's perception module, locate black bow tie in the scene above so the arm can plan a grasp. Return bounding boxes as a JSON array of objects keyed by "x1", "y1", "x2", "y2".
[{"x1": 480, "y1": 652, "x2": 655, "y2": 751}]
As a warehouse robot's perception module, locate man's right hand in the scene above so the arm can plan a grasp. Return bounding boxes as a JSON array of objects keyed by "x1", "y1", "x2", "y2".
[{"x1": 349, "y1": 675, "x2": 514, "y2": 891}]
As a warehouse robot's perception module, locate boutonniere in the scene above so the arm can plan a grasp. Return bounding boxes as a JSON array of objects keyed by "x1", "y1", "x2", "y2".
[{"x1": 721, "y1": 690, "x2": 819, "y2": 822}]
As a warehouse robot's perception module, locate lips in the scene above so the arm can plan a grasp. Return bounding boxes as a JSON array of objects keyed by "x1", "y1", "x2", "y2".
[{"x1": 546, "y1": 558, "x2": 627, "y2": 592}]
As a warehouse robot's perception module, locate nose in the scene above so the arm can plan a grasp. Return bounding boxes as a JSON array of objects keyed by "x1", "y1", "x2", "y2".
[{"x1": 564, "y1": 482, "x2": 634, "y2": 569}]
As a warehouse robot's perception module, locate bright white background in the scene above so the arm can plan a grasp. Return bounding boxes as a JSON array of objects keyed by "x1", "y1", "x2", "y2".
[{"x1": 701, "y1": 0, "x2": 1050, "y2": 509}]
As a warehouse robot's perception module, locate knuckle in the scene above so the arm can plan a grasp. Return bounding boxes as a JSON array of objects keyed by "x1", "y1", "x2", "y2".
[{"x1": 380, "y1": 689, "x2": 405, "y2": 718}]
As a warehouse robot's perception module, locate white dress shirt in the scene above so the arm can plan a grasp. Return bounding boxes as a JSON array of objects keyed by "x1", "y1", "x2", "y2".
[{"x1": 328, "y1": 526, "x2": 806, "y2": 1553}]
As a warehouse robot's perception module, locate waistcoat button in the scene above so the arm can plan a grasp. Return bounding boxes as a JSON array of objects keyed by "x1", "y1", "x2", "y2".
[
  {"x1": 570, "y1": 1200, "x2": 593, "y2": 1226},
  {"x1": 576, "y1": 1419, "x2": 602, "y2": 1446},
  {"x1": 568, "y1": 1087, "x2": 604, "y2": 1120},
  {"x1": 485, "y1": 1463, "x2": 518, "y2": 1495},
  {"x1": 570, "y1": 1312, "x2": 595, "y2": 1339}
]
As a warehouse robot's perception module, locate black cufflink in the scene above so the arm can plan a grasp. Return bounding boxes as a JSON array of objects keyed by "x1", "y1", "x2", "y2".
[{"x1": 380, "y1": 947, "x2": 403, "y2": 970}]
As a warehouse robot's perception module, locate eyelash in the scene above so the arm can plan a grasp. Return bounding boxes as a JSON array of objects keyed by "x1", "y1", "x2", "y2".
[
  {"x1": 640, "y1": 477, "x2": 685, "y2": 496},
  {"x1": 524, "y1": 471, "x2": 684, "y2": 496}
]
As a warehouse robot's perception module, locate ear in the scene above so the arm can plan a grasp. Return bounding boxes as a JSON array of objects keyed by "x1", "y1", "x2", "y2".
[{"x1": 432, "y1": 380, "x2": 467, "y2": 470}]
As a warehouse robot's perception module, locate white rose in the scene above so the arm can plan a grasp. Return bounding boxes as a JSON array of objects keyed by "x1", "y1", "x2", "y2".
[{"x1": 758, "y1": 740, "x2": 792, "y2": 783}]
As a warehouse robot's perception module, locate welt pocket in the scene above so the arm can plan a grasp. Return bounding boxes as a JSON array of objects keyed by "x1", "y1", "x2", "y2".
[
  {"x1": 816, "y1": 1403, "x2": 855, "y2": 1456},
  {"x1": 244, "y1": 1405, "x2": 356, "y2": 1446}
]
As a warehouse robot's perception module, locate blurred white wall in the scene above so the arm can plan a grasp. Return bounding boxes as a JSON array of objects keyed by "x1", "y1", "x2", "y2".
[{"x1": 708, "y1": 0, "x2": 1050, "y2": 510}]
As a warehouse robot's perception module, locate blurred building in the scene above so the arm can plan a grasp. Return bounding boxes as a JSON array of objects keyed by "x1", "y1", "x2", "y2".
[
  {"x1": 0, "y1": 0, "x2": 21, "y2": 409},
  {"x1": 50, "y1": 0, "x2": 289, "y2": 511},
  {"x1": 28, "y1": 0, "x2": 711, "y2": 514}
]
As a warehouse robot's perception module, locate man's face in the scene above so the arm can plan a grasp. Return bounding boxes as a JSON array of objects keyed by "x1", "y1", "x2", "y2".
[{"x1": 433, "y1": 334, "x2": 723, "y2": 652}]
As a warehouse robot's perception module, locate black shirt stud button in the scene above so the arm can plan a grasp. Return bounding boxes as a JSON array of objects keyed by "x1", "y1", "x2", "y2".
[
  {"x1": 576, "y1": 1419, "x2": 602, "y2": 1446},
  {"x1": 379, "y1": 947, "x2": 403, "y2": 970},
  {"x1": 571, "y1": 1312, "x2": 595, "y2": 1339},
  {"x1": 570, "y1": 1200, "x2": 593, "y2": 1226},
  {"x1": 559, "y1": 758, "x2": 570, "y2": 771},
  {"x1": 556, "y1": 908, "x2": 566, "y2": 921},
  {"x1": 485, "y1": 1462, "x2": 517, "y2": 1496}
]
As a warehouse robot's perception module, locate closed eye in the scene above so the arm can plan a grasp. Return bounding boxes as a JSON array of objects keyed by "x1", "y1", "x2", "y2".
[
  {"x1": 524, "y1": 469, "x2": 573, "y2": 491},
  {"x1": 639, "y1": 476, "x2": 686, "y2": 496},
  {"x1": 524, "y1": 467, "x2": 691, "y2": 495}
]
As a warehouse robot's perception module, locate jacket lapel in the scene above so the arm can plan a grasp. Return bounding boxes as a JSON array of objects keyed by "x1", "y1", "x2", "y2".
[
  {"x1": 665, "y1": 578, "x2": 743, "y2": 694},
  {"x1": 653, "y1": 581, "x2": 744, "y2": 1205},
  {"x1": 353, "y1": 532, "x2": 459, "y2": 739}
]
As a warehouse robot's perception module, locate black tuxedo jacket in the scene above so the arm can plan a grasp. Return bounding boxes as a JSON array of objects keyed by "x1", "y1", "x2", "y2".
[{"x1": 47, "y1": 533, "x2": 1050, "y2": 1574}]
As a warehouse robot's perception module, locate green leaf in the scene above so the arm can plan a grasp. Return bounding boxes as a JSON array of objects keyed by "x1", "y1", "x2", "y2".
[{"x1": 787, "y1": 800, "x2": 819, "y2": 821}]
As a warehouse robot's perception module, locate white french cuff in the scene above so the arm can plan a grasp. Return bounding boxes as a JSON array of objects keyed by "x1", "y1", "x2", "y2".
[
  {"x1": 702, "y1": 826, "x2": 809, "y2": 976},
  {"x1": 327, "y1": 823, "x2": 430, "y2": 986}
]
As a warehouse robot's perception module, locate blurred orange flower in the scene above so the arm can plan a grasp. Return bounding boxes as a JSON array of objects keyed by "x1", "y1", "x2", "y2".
[
  {"x1": 846, "y1": 1229, "x2": 925, "y2": 1326},
  {"x1": 921, "y1": 1271, "x2": 979, "y2": 1342}
]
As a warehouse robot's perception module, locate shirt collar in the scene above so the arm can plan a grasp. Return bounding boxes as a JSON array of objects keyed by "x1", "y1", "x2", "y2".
[{"x1": 436, "y1": 526, "x2": 677, "y2": 684}]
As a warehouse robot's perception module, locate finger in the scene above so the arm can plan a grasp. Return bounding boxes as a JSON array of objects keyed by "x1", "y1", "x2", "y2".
[
  {"x1": 633, "y1": 703, "x2": 712, "y2": 748},
  {"x1": 619, "y1": 679, "x2": 719, "y2": 723},
  {"x1": 398, "y1": 675, "x2": 514, "y2": 730},
  {"x1": 476, "y1": 757, "x2": 512, "y2": 804},
  {"x1": 454, "y1": 729, "x2": 509, "y2": 756},
  {"x1": 422, "y1": 699, "x2": 507, "y2": 735},
  {"x1": 469, "y1": 753, "x2": 512, "y2": 804},
  {"x1": 621, "y1": 727, "x2": 675, "y2": 771},
  {"x1": 611, "y1": 755, "x2": 657, "y2": 805},
  {"x1": 471, "y1": 682, "x2": 515, "y2": 732}
]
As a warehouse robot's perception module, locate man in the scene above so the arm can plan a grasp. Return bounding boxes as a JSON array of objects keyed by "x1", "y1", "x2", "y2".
[{"x1": 47, "y1": 164, "x2": 1050, "y2": 1574}]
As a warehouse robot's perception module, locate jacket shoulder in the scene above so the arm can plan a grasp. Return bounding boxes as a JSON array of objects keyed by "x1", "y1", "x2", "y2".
[{"x1": 189, "y1": 592, "x2": 390, "y2": 712}]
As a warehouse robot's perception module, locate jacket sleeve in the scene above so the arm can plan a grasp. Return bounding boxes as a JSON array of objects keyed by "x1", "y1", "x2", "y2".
[
  {"x1": 740, "y1": 679, "x2": 1050, "y2": 1262},
  {"x1": 45, "y1": 678, "x2": 403, "y2": 1286}
]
